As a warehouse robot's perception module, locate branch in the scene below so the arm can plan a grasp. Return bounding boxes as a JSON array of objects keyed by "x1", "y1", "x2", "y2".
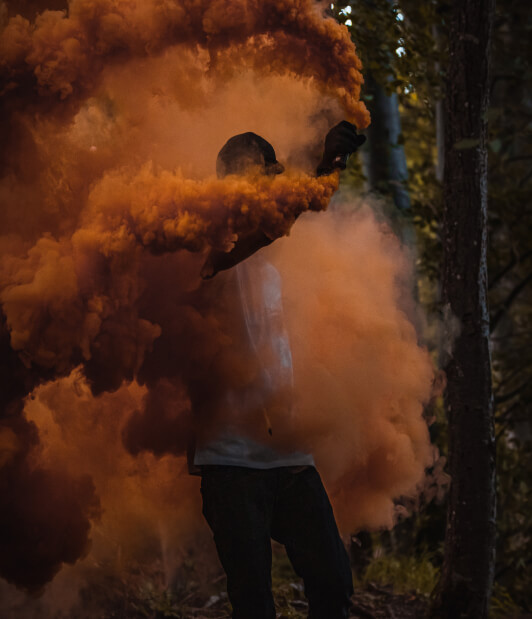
[
  {"x1": 491, "y1": 329, "x2": 532, "y2": 341},
  {"x1": 495, "y1": 401, "x2": 519, "y2": 423},
  {"x1": 489, "y1": 250, "x2": 518, "y2": 290},
  {"x1": 495, "y1": 380, "x2": 530, "y2": 404},
  {"x1": 495, "y1": 402, "x2": 520, "y2": 441},
  {"x1": 490, "y1": 271, "x2": 532, "y2": 332},
  {"x1": 492, "y1": 364, "x2": 528, "y2": 391},
  {"x1": 488, "y1": 228, "x2": 532, "y2": 296},
  {"x1": 496, "y1": 557, "x2": 532, "y2": 580},
  {"x1": 518, "y1": 168, "x2": 532, "y2": 189},
  {"x1": 504, "y1": 155, "x2": 532, "y2": 165}
]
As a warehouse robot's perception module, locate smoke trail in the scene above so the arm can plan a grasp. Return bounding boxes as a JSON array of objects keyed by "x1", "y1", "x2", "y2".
[{"x1": 0, "y1": 0, "x2": 434, "y2": 600}]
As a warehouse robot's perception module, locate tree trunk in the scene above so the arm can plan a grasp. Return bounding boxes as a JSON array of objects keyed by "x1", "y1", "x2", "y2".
[
  {"x1": 362, "y1": 71, "x2": 411, "y2": 211},
  {"x1": 430, "y1": 0, "x2": 496, "y2": 617}
]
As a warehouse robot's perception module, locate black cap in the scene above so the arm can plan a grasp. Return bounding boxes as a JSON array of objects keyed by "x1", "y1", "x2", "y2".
[{"x1": 216, "y1": 132, "x2": 284, "y2": 178}]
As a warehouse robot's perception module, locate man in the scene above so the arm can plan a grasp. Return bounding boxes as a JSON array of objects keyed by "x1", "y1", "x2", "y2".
[{"x1": 195, "y1": 121, "x2": 366, "y2": 619}]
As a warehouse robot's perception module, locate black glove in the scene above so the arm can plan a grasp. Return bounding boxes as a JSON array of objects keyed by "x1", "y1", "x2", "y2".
[{"x1": 317, "y1": 120, "x2": 366, "y2": 176}]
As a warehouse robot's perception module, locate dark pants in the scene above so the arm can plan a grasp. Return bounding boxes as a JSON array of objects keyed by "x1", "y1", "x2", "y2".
[{"x1": 200, "y1": 466, "x2": 353, "y2": 619}]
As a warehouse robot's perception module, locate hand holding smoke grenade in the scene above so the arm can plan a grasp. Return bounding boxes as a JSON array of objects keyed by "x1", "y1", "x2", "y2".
[
  {"x1": 317, "y1": 120, "x2": 366, "y2": 176},
  {"x1": 333, "y1": 153, "x2": 350, "y2": 170}
]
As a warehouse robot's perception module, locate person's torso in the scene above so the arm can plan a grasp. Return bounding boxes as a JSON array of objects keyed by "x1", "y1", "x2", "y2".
[{"x1": 192, "y1": 253, "x2": 313, "y2": 470}]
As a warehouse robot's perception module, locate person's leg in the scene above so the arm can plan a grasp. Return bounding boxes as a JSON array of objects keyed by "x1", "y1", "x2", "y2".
[
  {"x1": 200, "y1": 466, "x2": 276, "y2": 619},
  {"x1": 271, "y1": 467, "x2": 353, "y2": 619}
]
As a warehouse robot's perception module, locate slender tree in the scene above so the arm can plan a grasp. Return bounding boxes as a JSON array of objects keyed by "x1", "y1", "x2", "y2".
[
  {"x1": 430, "y1": 0, "x2": 496, "y2": 616},
  {"x1": 362, "y1": 70, "x2": 411, "y2": 211}
]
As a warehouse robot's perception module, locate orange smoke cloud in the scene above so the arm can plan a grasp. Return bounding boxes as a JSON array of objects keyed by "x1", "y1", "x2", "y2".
[
  {"x1": 269, "y1": 207, "x2": 435, "y2": 530},
  {"x1": 0, "y1": 0, "x2": 433, "y2": 601},
  {"x1": 1, "y1": 0, "x2": 369, "y2": 125}
]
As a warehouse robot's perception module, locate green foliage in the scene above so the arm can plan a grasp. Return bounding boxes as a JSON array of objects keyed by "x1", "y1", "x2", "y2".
[
  {"x1": 333, "y1": 0, "x2": 442, "y2": 96},
  {"x1": 361, "y1": 553, "x2": 439, "y2": 595},
  {"x1": 403, "y1": 119, "x2": 442, "y2": 286},
  {"x1": 490, "y1": 583, "x2": 523, "y2": 619}
]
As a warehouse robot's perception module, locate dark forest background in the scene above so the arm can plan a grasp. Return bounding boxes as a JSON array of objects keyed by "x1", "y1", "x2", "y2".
[{"x1": 333, "y1": 0, "x2": 531, "y2": 616}]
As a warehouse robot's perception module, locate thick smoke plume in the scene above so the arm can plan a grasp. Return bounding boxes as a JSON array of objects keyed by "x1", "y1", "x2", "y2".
[
  {"x1": 0, "y1": 0, "x2": 434, "y2": 600},
  {"x1": 269, "y1": 208, "x2": 435, "y2": 530},
  {"x1": 0, "y1": 0, "x2": 369, "y2": 124}
]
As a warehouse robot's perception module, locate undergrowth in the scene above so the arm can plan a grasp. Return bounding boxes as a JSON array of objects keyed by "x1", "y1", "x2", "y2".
[{"x1": 360, "y1": 553, "x2": 439, "y2": 596}]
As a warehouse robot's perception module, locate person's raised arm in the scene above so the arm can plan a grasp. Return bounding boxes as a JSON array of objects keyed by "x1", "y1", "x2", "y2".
[
  {"x1": 201, "y1": 122, "x2": 366, "y2": 278},
  {"x1": 201, "y1": 229, "x2": 273, "y2": 279},
  {"x1": 316, "y1": 120, "x2": 366, "y2": 177}
]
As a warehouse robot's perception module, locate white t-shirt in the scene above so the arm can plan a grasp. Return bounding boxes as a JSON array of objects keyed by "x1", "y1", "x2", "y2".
[{"x1": 193, "y1": 253, "x2": 314, "y2": 469}]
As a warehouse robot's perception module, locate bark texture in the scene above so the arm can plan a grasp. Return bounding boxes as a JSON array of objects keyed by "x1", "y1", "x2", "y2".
[{"x1": 430, "y1": 0, "x2": 496, "y2": 617}]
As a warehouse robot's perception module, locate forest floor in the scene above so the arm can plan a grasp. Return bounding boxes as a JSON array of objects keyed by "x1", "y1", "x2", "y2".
[
  {"x1": 1, "y1": 543, "x2": 432, "y2": 618},
  {"x1": 81, "y1": 574, "x2": 430, "y2": 619},
  {"x1": 65, "y1": 545, "x2": 431, "y2": 619},
  {"x1": 193, "y1": 581, "x2": 431, "y2": 619},
  {"x1": 7, "y1": 541, "x2": 524, "y2": 619},
  {"x1": 349, "y1": 584, "x2": 429, "y2": 619}
]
